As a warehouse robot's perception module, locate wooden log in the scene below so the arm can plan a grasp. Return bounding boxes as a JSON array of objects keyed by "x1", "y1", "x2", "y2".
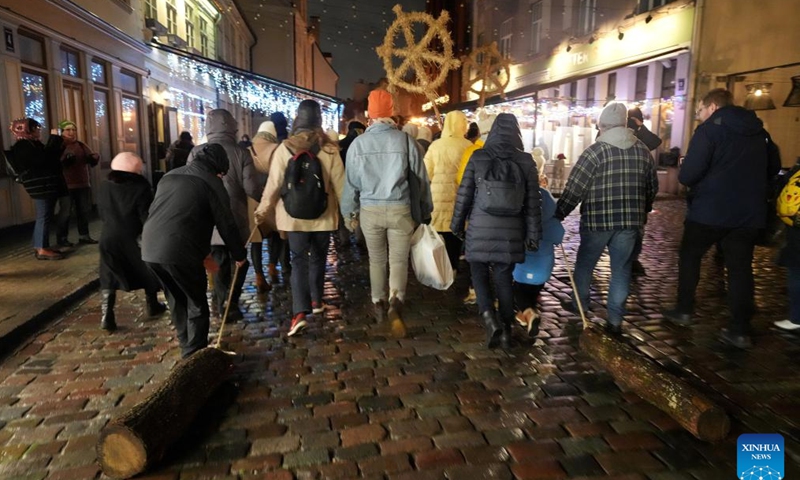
[
  {"x1": 96, "y1": 348, "x2": 234, "y2": 479},
  {"x1": 580, "y1": 326, "x2": 730, "y2": 442}
]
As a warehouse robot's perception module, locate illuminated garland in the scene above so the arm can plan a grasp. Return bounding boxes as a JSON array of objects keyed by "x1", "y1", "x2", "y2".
[
  {"x1": 376, "y1": 4, "x2": 460, "y2": 120},
  {"x1": 165, "y1": 53, "x2": 339, "y2": 130},
  {"x1": 462, "y1": 42, "x2": 511, "y2": 109}
]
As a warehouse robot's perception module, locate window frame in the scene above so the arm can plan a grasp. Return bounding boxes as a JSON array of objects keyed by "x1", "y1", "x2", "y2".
[
  {"x1": 144, "y1": 0, "x2": 157, "y2": 20},
  {"x1": 635, "y1": 66, "x2": 648, "y2": 101},
  {"x1": 166, "y1": 0, "x2": 178, "y2": 35},
  {"x1": 60, "y1": 46, "x2": 82, "y2": 78},
  {"x1": 577, "y1": 0, "x2": 596, "y2": 36},
  {"x1": 530, "y1": 1, "x2": 543, "y2": 55},
  {"x1": 18, "y1": 29, "x2": 47, "y2": 68}
]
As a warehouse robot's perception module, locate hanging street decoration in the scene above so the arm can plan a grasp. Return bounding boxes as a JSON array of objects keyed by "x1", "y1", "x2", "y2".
[
  {"x1": 462, "y1": 42, "x2": 511, "y2": 109},
  {"x1": 376, "y1": 4, "x2": 460, "y2": 123}
]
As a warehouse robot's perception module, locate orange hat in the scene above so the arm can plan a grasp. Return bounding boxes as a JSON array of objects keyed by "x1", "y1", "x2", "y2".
[{"x1": 368, "y1": 89, "x2": 394, "y2": 119}]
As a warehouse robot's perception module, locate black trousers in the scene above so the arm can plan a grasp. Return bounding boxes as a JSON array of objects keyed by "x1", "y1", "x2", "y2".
[
  {"x1": 441, "y1": 232, "x2": 463, "y2": 273},
  {"x1": 268, "y1": 231, "x2": 291, "y2": 269},
  {"x1": 513, "y1": 282, "x2": 544, "y2": 312},
  {"x1": 676, "y1": 221, "x2": 759, "y2": 334},
  {"x1": 210, "y1": 246, "x2": 249, "y2": 309},
  {"x1": 146, "y1": 261, "x2": 209, "y2": 358},
  {"x1": 470, "y1": 261, "x2": 515, "y2": 325}
]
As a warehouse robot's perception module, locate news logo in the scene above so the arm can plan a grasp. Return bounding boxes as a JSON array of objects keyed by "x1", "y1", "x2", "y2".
[{"x1": 737, "y1": 433, "x2": 784, "y2": 479}]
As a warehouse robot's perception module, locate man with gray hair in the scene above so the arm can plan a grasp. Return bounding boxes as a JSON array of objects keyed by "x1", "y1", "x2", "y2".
[{"x1": 555, "y1": 102, "x2": 658, "y2": 335}]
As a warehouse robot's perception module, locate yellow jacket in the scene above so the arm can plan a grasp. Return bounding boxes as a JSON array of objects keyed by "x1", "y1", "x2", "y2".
[{"x1": 456, "y1": 138, "x2": 484, "y2": 185}]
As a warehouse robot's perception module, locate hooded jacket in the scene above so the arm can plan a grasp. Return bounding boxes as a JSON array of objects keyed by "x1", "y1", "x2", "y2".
[
  {"x1": 255, "y1": 131, "x2": 345, "y2": 232},
  {"x1": 423, "y1": 111, "x2": 473, "y2": 232},
  {"x1": 555, "y1": 125, "x2": 658, "y2": 232},
  {"x1": 187, "y1": 109, "x2": 262, "y2": 246},
  {"x1": 450, "y1": 114, "x2": 542, "y2": 264},
  {"x1": 680, "y1": 105, "x2": 781, "y2": 228}
]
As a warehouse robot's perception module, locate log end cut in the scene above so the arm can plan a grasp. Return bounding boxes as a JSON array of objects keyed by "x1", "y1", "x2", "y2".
[
  {"x1": 97, "y1": 426, "x2": 147, "y2": 479},
  {"x1": 696, "y1": 407, "x2": 731, "y2": 442}
]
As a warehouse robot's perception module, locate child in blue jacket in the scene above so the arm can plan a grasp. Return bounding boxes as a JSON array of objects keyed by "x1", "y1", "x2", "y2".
[{"x1": 513, "y1": 186, "x2": 564, "y2": 336}]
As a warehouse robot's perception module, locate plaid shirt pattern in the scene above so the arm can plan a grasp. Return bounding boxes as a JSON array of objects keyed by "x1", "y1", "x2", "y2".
[{"x1": 555, "y1": 141, "x2": 658, "y2": 231}]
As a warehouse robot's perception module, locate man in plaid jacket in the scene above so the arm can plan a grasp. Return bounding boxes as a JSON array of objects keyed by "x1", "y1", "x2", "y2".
[{"x1": 555, "y1": 103, "x2": 658, "y2": 335}]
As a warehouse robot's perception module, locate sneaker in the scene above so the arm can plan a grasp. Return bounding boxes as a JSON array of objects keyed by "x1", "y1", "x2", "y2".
[
  {"x1": 34, "y1": 248, "x2": 64, "y2": 260},
  {"x1": 774, "y1": 320, "x2": 800, "y2": 331},
  {"x1": 514, "y1": 308, "x2": 541, "y2": 337},
  {"x1": 288, "y1": 313, "x2": 307, "y2": 337},
  {"x1": 311, "y1": 301, "x2": 326, "y2": 315},
  {"x1": 78, "y1": 236, "x2": 98, "y2": 245},
  {"x1": 718, "y1": 328, "x2": 753, "y2": 349},
  {"x1": 463, "y1": 288, "x2": 477, "y2": 305},
  {"x1": 662, "y1": 308, "x2": 693, "y2": 326}
]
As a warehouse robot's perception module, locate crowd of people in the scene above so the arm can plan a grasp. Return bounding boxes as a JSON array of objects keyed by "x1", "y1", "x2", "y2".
[{"x1": 6, "y1": 84, "x2": 799, "y2": 357}]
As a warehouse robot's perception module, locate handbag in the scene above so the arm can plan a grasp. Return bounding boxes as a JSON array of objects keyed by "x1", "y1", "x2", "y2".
[{"x1": 410, "y1": 224, "x2": 454, "y2": 290}]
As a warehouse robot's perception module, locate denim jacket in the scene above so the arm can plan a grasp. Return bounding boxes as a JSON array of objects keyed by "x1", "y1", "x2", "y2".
[{"x1": 341, "y1": 122, "x2": 432, "y2": 221}]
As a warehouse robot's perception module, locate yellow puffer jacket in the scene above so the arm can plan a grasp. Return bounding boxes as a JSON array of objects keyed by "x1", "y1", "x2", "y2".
[
  {"x1": 424, "y1": 111, "x2": 473, "y2": 232},
  {"x1": 456, "y1": 138, "x2": 484, "y2": 185}
]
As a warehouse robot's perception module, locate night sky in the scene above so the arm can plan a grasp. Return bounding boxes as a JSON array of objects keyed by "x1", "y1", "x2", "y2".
[{"x1": 306, "y1": 0, "x2": 426, "y2": 98}]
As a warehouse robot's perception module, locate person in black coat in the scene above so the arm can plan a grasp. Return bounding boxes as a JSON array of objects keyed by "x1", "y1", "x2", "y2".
[
  {"x1": 451, "y1": 113, "x2": 542, "y2": 349},
  {"x1": 8, "y1": 118, "x2": 68, "y2": 260},
  {"x1": 142, "y1": 143, "x2": 246, "y2": 359},
  {"x1": 96, "y1": 153, "x2": 167, "y2": 331},
  {"x1": 165, "y1": 131, "x2": 194, "y2": 171}
]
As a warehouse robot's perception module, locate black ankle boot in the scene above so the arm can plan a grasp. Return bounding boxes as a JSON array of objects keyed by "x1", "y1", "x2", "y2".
[
  {"x1": 101, "y1": 289, "x2": 117, "y2": 331},
  {"x1": 482, "y1": 311, "x2": 502, "y2": 349},
  {"x1": 145, "y1": 290, "x2": 167, "y2": 317},
  {"x1": 499, "y1": 319, "x2": 513, "y2": 349}
]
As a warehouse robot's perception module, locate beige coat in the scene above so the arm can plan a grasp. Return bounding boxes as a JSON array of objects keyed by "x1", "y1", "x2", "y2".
[
  {"x1": 423, "y1": 111, "x2": 473, "y2": 232},
  {"x1": 247, "y1": 132, "x2": 281, "y2": 239},
  {"x1": 255, "y1": 131, "x2": 344, "y2": 232}
]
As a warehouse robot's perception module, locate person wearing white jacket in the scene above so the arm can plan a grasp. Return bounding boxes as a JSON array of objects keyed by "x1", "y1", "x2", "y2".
[{"x1": 423, "y1": 111, "x2": 473, "y2": 273}]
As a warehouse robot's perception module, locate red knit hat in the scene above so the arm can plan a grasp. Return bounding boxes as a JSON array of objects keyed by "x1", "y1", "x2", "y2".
[{"x1": 368, "y1": 89, "x2": 394, "y2": 119}]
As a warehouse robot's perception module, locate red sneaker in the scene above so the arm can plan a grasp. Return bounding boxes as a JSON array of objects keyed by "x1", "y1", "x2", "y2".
[{"x1": 288, "y1": 313, "x2": 307, "y2": 337}]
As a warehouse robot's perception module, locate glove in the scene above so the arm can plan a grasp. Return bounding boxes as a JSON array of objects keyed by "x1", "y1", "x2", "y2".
[
  {"x1": 89, "y1": 153, "x2": 100, "y2": 167},
  {"x1": 526, "y1": 239, "x2": 539, "y2": 252}
]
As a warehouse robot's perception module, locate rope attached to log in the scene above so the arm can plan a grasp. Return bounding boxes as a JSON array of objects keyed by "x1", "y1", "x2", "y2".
[
  {"x1": 214, "y1": 226, "x2": 260, "y2": 349},
  {"x1": 559, "y1": 243, "x2": 590, "y2": 330}
]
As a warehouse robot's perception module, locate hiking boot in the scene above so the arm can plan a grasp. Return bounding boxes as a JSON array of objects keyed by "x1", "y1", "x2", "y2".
[
  {"x1": 255, "y1": 272, "x2": 271, "y2": 294},
  {"x1": 34, "y1": 248, "x2": 64, "y2": 260},
  {"x1": 78, "y1": 236, "x2": 98, "y2": 245},
  {"x1": 288, "y1": 313, "x2": 307, "y2": 337},
  {"x1": 100, "y1": 289, "x2": 117, "y2": 331},
  {"x1": 718, "y1": 328, "x2": 753, "y2": 349},
  {"x1": 482, "y1": 310, "x2": 502, "y2": 349},
  {"x1": 145, "y1": 290, "x2": 167, "y2": 317},
  {"x1": 373, "y1": 300, "x2": 388, "y2": 323},
  {"x1": 774, "y1": 319, "x2": 800, "y2": 331},
  {"x1": 463, "y1": 287, "x2": 477, "y2": 305},
  {"x1": 662, "y1": 308, "x2": 693, "y2": 326},
  {"x1": 312, "y1": 301, "x2": 326, "y2": 315}
]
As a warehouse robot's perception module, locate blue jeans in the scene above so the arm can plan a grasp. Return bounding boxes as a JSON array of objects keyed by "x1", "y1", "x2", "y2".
[
  {"x1": 572, "y1": 229, "x2": 638, "y2": 326},
  {"x1": 789, "y1": 266, "x2": 800, "y2": 324},
  {"x1": 33, "y1": 196, "x2": 59, "y2": 249},
  {"x1": 287, "y1": 231, "x2": 331, "y2": 315}
]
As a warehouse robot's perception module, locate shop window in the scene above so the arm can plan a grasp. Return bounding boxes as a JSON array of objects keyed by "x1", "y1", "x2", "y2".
[
  {"x1": 94, "y1": 89, "x2": 113, "y2": 168},
  {"x1": 660, "y1": 59, "x2": 677, "y2": 99},
  {"x1": 577, "y1": 0, "x2": 596, "y2": 36},
  {"x1": 586, "y1": 77, "x2": 596, "y2": 106},
  {"x1": 120, "y1": 70, "x2": 139, "y2": 94},
  {"x1": 60, "y1": 48, "x2": 81, "y2": 78},
  {"x1": 569, "y1": 81, "x2": 577, "y2": 105},
  {"x1": 91, "y1": 59, "x2": 107, "y2": 84},
  {"x1": 166, "y1": 0, "x2": 178, "y2": 35},
  {"x1": 607, "y1": 72, "x2": 617, "y2": 101},
  {"x1": 530, "y1": 1, "x2": 542, "y2": 54},
  {"x1": 21, "y1": 70, "x2": 49, "y2": 129},
  {"x1": 635, "y1": 66, "x2": 648, "y2": 101},
  {"x1": 144, "y1": 0, "x2": 157, "y2": 20},
  {"x1": 18, "y1": 30, "x2": 45, "y2": 67},
  {"x1": 121, "y1": 96, "x2": 141, "y2": 155}
]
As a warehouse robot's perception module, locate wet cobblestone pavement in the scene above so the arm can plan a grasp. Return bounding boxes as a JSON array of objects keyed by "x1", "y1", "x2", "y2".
[{"x1": 1, "y1": 197, "x2": 799, "y2": 479}]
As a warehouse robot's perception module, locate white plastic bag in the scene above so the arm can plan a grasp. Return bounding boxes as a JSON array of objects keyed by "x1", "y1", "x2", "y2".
[{"x1": 410, "y1": 224, "x2": 454, "y2": 290}]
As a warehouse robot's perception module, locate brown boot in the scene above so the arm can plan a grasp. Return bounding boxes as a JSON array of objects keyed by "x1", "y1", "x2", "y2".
[
  {"x1": 267, "y1": 263, "x2": 279, "y2": 283},
  {"x1": 388, "y1": 295, "x2": 406, "y2": 338},
  {"x1": 255, "y1": 272, "x2": 271, "y2": 293}
]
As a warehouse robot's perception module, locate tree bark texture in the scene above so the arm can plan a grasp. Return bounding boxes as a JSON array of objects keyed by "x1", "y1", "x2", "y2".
[
  {"x1": 96, "y1": 348, "x2": 234, "y2": 479},
  {"x1": 580, "y1": 326, "x2": 730, "y2": 442}
]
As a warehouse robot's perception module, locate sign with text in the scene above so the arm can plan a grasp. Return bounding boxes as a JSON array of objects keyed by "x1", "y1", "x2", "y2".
[{"x1": 737, "y1": 433, "x2": 784, "y2": 479}]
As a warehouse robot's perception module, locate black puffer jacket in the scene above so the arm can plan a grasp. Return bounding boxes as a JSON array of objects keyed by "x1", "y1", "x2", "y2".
[{"x1": 450, "y1": 114, "x2": 542, "y2": 264}]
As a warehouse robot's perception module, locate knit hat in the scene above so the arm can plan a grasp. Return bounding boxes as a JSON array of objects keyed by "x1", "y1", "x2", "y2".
[
  {"x1": 556, "y1": 153, "x2": 566, "y2": 160},
  {"x1": 110, "y1": 152, "x2": 144, "y2": 174},
  {"x1": 598, "y1": 103, "x2": 628, "y2": 129},
  {"x1": 194, "y1": 143, "x2": 229, "y2": 175},
  {"x1": 257, "y1": 121, "x2": 277, "y2": 137},
  {"x1": 58, "y1": 120, "x2": 76, "y2": 130},
  {"x1": 368, "y1": 89, "x2": 394, "y2": 119}
]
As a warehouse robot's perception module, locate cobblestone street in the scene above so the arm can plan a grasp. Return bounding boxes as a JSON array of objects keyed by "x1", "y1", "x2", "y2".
[{"x1": 1, "y1": 197, "x2": 799, "y2": 479}]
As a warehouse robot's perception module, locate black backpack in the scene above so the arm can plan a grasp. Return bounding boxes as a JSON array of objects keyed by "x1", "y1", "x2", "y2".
[
  {"x1": 281, "y1": 147, "x2": 327, "y2": 220},
  {"x1": 475, "y1": 158, "x2": 526, "y2": 216}
]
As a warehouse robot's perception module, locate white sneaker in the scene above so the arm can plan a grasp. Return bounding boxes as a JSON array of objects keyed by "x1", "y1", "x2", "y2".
[
  {"x1": 774, "y1": 320, "x2": 800, "y2": 331},
  {"x1": 311, "y1": 301, "x2": 326, "y2": 315}
]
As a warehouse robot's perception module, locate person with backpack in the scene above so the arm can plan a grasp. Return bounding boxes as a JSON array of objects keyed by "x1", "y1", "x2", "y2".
[
  {"x1": 774, "y1": 159, "x2": 800, "y2": 332},
  {"x1": 451, "y1": 113, "x2": 542, "y2": 349},
  {"x1": 340, "y1": 86, "x2": 433, "y2": 338},
  {"x1": 661, "y1": 89, "x2": 781, "y2": 348},
  {"x1": 254, "y1": 100, "x2": 345, "y2": 337},
  {"x1": 556, "y1": 103, "x2": 659, "y2": 336}
]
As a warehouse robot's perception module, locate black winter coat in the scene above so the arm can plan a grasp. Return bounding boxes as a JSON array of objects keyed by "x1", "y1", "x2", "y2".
[
  {"x1": 98, "y1": 171, "x2": 160, "y2": 291},
  {"x1": 10, "y1": 135, "x2": 67, "y2": 199},
  {"x1": 141, "y1": 161, "x2": 246, "y2": 267},
  {"x1": 450, "y1": 114, "x2": 542, "y2": 264}
]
